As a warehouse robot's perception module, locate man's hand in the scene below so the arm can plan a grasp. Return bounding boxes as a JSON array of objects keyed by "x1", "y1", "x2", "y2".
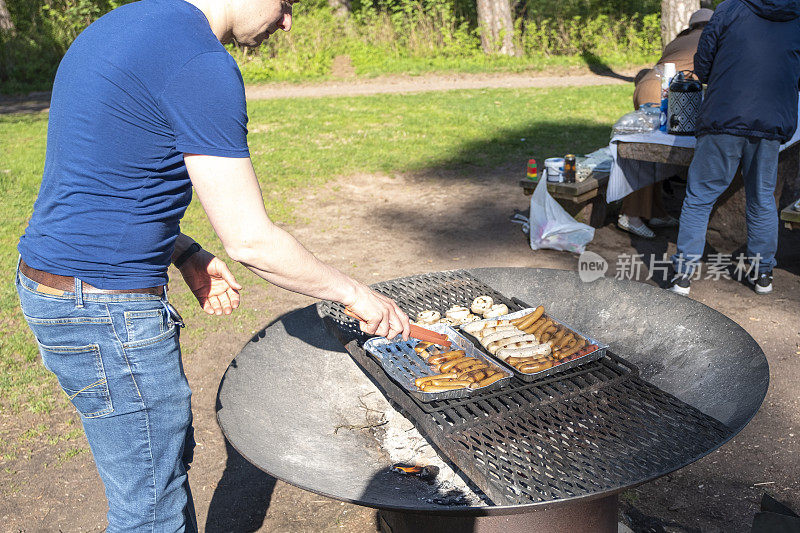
[
  {"x1": 345, "y1": 283, "x2": 411, "y2": 341},
  {"x1": 179, "y1": 249, "x2": 242, "y2": 315}
]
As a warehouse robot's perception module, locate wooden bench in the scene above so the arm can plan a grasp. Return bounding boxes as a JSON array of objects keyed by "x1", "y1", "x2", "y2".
[
  {"x1": 518, "y1": 170, "x2": 610, "y2": 227},
  {"x1": 781, "y1": 201, "x2": 800, "y2": 230}
]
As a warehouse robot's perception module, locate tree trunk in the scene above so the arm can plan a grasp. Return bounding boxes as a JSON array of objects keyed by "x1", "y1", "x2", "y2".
[
  {"x1": 0, "y1": 0, "x2": 14, "y2": 32},
  {"x1": 328, "y1": 0, "x2": 351, "y2": 17},
  {"x1": 477, "y1": 0, "x2": 517, "y2": 56},
  {"x1": 660, "y1": 0, "x2": 700, "y2": 49}
]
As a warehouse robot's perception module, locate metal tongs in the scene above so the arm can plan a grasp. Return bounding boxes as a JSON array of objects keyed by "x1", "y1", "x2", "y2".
[{"x1": 344, "y1": 308, "x2": 451, "y2": 348}]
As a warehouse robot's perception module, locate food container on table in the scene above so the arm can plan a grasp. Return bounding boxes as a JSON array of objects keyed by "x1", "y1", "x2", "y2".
[
  {"x1": 363, "y1": 324, "x2": 514, "y2": 402},
  {"x1": 458, "y1": 308, "x2": 608, "y2": 382},
  {"x1": 545, "y1": 157, "x2": 564, "y2": 183}
]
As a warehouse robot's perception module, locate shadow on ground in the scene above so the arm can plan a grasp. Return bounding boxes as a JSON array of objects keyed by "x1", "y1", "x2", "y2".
[
  {"x1": 206, "y1": 438, "x2": 276, "y2": 532},
  {"x1": 581, "y1": 51, "x2": 636, "y2": 83}
]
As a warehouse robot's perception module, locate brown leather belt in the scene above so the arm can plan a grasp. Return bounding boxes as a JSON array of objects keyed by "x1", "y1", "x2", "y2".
[{"x1": 20, "y1": 259, "x2": 165, "y2": 296}]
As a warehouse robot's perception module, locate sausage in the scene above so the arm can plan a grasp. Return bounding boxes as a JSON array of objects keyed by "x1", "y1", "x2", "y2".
[
  {"x1": 414, "y1": 372, "x2": 458, "y2": 387},
  {"x1": 540, "y1": 333, "x2": 552, "y2": 343},
  {"x1": 456, "y1": 371, "x2": 478, "y2": 382},
  {"x1": 469, "y1": 372, "x2": 506, "y2": 388},
  {"x1": 421, "y1": 383, "x2": 470, "y2": 392},
  {"x1": 487, "y1": 333, "x2": 539, "y2": 353},
  {"x1": 565, "y1": 338, "x2": 579, "y2": 349},
  {"x1": 519, "y1": 360, "x2": 554, "y2": 373},
  {"x1": 551, "y1": 328, "x2": 567, "y2": 344},
  {"x1": 424, "y1": 379, "x2": 472, "y2": 388},
  {"x1": 505, "y1": 353, "x2": 551, "y2": 364},
  {"x1": 453, "y1": 358, "x2": 484, "y2": 371},
  {"x1": 533, "y1": 319, "x2": 553, "y2": 338},
  {"x1": 413, "y1": 341, "x2": 433, "y2": 354},
  {"x1": 559, "y1": 340, "x2": 586, "y2": 359},
  {"x1": 555, "y1": 333, "x2": 574, "y2": 350},
  {"x1": 480, "y1": 324, "x2": 517, "y2": 337},
  {"x1": 514, "y1": 306, "x2": 544, "y2": 329},
  {"x1": 481, "y1": 329, "x2": 523, "y2": 348},
  {"x1": 439, "y1": 356, "x2": 472, "y2": 373},
  {"x1": 510, "y1": 311, "x2": 532, "y2": 326},
  {"x1": 522, "y1": 317, "x2": 546, "y2": 334},
  {"x1": 426, "y1": 350, "x2": 465, "y2": 365},
  {"x1": 457, "y1": 361, "x2": 488, "y2": 373},
  {"x1": 496, "y1": 343, "x2": 551, "y2": 359},
  {"x1": 460, "y1": 369, "x2": 487, "y2": 382}
]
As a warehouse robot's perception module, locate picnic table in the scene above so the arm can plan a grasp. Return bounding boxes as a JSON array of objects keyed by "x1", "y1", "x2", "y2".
[
  {"x1": 615, "y1": 136, "x2": 800, "y2": 231},
  {"x1": 781, "y1": 201, "x2": 800, "y2": 230},
  {"x1": 520, "y1": 132, "x2": 800, "y2": 232}
]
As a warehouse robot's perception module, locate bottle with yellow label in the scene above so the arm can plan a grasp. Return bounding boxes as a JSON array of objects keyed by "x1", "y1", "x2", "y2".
[{"x1": 563, "y1": 154, "x2": 576, "y2": 183}]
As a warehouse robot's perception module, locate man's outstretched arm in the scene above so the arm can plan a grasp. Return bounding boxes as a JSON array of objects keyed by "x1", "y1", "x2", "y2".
[{"x1": 183, "y1": 154, "x2": 410, "y2": 340}]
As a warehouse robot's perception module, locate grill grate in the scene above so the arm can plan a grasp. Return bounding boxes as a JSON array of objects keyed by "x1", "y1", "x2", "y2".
[{"x1": 320, "y1": 270, "x2": 732, "y2": 506}]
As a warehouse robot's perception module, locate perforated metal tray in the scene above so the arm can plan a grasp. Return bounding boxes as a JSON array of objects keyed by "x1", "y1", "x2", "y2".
[
  {"x1": 363, "y1": 324, "x2": 514, "y2": 402},
  {"x1": 459, "y1": 308, "x2": 608, "y2": 382}
]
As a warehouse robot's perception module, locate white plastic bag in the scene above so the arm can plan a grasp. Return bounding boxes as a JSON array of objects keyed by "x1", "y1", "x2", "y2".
[{"x1": 529, "y1": 178, "x2": 595, "y2": 253}]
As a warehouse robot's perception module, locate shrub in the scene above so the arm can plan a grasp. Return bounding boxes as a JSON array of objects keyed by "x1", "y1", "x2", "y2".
[{"x1": 1, "y1": 0, "x2": 662, "y2": 94}]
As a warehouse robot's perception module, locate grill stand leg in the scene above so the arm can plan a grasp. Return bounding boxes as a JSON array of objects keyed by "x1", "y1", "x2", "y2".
[{"x1": 378, "y1": 494, "x2": 618, "y2": 533}]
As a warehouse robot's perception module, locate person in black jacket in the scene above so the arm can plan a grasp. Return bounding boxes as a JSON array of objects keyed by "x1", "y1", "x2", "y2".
[{"x1": 669, "y1": 0, "x2": 800, "y2": 296}]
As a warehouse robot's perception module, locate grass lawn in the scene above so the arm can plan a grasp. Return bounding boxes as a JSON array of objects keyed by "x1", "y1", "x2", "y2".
[{"x1": 0, "y1": 84, "x2": 631, "y2": 448}]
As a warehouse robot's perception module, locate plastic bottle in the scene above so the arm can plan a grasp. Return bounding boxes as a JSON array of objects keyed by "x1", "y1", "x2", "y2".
[
  {"x1": 659, "y1": 63, "x2": 676, "y2": 132},
  {"x1": 527, "y1": 159, "x2": 538, "y2": 181}
]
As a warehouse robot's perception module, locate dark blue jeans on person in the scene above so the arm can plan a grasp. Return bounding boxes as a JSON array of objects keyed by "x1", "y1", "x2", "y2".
[
  {"x1": 672, "y1": 133, "x2": 780, "y2": 276},
  {"x1": 16, "y1": 263, "x2": 197, "y2": 532}
]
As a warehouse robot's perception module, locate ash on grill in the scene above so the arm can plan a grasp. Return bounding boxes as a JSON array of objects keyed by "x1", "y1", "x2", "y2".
[
  {"x1": 350, "y1": 391, "x2": 488, "y2": 506},
  {"x1": 381, "y1": 407, "x2": 488, "y2": 506}
]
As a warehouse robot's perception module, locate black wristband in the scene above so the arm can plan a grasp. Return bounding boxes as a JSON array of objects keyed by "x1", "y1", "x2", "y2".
[{"x1": 174, "y1": 242, "x2": 202, "y2": 269}]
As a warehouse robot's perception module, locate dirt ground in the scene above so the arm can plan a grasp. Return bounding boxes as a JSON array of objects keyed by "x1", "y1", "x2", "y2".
[{"x1": 3, "y1": 162, "x2": 799, "y2": 532}]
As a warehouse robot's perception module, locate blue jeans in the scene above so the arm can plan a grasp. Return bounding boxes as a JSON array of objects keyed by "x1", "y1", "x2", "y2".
[
  {"x1": 672, "y1": 133, "x2": 780, "y2": 276},
  {"x1": 16, "y1": 264, "x2": 197, "y2": 532}
]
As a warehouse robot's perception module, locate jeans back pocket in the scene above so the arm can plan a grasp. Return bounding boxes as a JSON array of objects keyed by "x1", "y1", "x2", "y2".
[{"x1": 38, "y1": 342, "x2": 113, "y2": 418}]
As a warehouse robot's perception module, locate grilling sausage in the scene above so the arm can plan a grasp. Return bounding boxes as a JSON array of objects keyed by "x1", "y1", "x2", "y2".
[
  {"x1": 469, "y1": 372, "x2": 506, "y2": 388},
  {"x1": 497, "y1": 343, "x2": 551, "y2": 360},
  {"x1": 440, "y1": 356, "x2": 473, "y2": 373},
  {"x1": 426, "y1": 350, "x2": 465, "y2": 365},
  {"x1": 414, "y1": 372, "x2": 458, "y2": 387},
  {"x1": 523, "y1": 318, "x2": 546, "y2": 334},
  {"x1": 421, "y1": 383, "x2": 469, "y2": 392},
  {"x1": 487, "y1": 333, "x2": 539, "y2": 354},
  {"x1": 519, "y1": 360, "x2": 554, "y2": 373},
  {"x1": 479, "y1": 330, "x2": 520, "y2": 349},
  {"x1": 514, "y1": 306, "x2": 544, "y2": 329}
]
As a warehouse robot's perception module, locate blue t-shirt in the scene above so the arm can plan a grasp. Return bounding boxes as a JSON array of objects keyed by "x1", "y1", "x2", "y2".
[{"x1": 18, "y1": 0, "x2": 249, "y2": 289}]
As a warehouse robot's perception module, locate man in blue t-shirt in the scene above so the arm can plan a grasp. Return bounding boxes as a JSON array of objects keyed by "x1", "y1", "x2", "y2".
[{"x1": 16, "y1": 0, "x2": 411, "y2": 530}]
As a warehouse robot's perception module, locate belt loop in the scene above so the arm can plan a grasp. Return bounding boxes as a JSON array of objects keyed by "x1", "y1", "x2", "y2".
[{"x1": 74, "y1": 277, "x2": 84, "y2": 308}]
